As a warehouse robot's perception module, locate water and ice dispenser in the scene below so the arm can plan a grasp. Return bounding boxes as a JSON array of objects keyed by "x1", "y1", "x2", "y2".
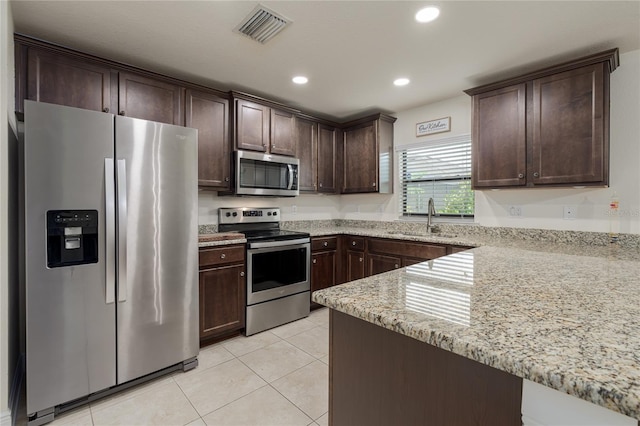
[{"x1": 46, "y1": 210, "x2": 98, "y2": 268}]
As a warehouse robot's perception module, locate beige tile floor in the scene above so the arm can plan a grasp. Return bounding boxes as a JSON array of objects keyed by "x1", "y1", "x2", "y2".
[{"x1": 19, "y1": 308, "x2": 330, "y2": 426}]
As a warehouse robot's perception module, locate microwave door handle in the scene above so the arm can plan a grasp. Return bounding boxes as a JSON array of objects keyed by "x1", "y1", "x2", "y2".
[{"x1": 287, "y1": 164, "x2": 294, "y2": 190}]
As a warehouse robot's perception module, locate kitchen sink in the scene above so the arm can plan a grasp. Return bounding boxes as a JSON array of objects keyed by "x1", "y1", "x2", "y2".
[{"x1": 386, "y1": 231, "x2": 459, "y2": 239}]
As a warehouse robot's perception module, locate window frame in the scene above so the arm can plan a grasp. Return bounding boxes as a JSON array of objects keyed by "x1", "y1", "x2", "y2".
[{"x1": 396, "y1": 134, "x2": 474, "y2": 219}]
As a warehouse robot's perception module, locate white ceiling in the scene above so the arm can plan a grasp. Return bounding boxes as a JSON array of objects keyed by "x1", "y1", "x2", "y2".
[{"x1": 10, "y1": 1, "x2": 640, "y2": 121}]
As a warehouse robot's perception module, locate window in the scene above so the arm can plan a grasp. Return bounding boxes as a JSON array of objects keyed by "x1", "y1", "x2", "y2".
[{"x1": 398, "y1": 134, "x2": 473, "y2": 218}]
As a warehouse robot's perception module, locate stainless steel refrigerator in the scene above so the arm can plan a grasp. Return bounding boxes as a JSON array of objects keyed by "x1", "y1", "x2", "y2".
[{"x1": 23, "y1": 101, "x2": 199, "y2": 425}]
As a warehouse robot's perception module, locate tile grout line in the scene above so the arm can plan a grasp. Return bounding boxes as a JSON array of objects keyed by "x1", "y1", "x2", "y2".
[{"x1": 172, "y1": 375, "x2": 206, "y2": 426}]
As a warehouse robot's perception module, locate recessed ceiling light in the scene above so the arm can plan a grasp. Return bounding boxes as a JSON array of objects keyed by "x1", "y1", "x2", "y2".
[
  {"x1": 292, "y1": 76, "x2": 308, "y2": 84},
  {"x1": 415, "y1": 6, "x2": 440, "y2": 23},
  {"x1": 394, "y1": 78, "x2": 410, "y2": 86}
]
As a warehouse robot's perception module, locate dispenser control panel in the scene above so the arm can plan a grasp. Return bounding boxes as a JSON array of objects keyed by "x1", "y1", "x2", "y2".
[{"x1": 46, "y1": 210, "x2": 98, "y2": 268}]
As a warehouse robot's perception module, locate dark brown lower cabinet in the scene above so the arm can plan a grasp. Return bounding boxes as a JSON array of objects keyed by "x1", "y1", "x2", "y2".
[
  {"x1": 330, "y1": 310, "x2": 523, "y2": 425},
  {"x1": 366, "y1": 253, "x2": 401, "y2": 276},
  {"x1": 345, "y1": 250, "x2": 366, "y2": 282},
  {"x1": 199, "y1": 245, "x2": 246, "y2": 343}
]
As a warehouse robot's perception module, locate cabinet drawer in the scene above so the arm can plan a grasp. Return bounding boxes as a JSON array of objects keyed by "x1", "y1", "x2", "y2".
[
  {"x1": 345, "y1": 236, "x2": 365, "y2": 251},
  {"x1": 367, "y1": 238, "x2": 447, "y2": 260},
  {"x1": 199, "y1": 245, "x2": 245, "y2": 268},
  {"x1": 312, "y1": 236, "x2": 338, "y2": 251}
]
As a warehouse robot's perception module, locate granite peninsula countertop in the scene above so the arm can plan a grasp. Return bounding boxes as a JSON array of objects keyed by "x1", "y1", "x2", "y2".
[{"x1": 312, "y1": 241, "x2": 640, "y2": 420}]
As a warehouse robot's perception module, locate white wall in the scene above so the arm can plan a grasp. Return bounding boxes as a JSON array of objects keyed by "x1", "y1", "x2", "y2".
[
  {"x1": 199, "y1": 192, "x2": 342, "y2": 225},
  {"x1": 1, "y1": 0, "x2": 15, "y2": 421},
  {"x1": 475, "y1": 50, "x2": 640, "y2": 234}
]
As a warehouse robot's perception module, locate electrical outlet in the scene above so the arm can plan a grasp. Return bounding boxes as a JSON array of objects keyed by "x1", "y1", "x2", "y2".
[
  {"x1": 508, "y1": 205, "x2": 522, "y2": 217},
  {"x1": 563, "y1": 205, "x2": 576, "y2": 220},
  {"x1": 292, "y1": 205, "x2": 297, "y2": 215}
]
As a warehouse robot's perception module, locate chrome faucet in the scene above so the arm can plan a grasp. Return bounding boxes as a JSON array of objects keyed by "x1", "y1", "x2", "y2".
[{"x1": 427, "y1": 197, "x2": 437, "y2": 233}]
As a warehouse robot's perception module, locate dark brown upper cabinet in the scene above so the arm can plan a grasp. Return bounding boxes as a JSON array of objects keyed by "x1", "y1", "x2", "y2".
[
  {"x1": 186, "y1": 89, "x2": 230, "y2": 190},
  {"x1": 235, "y1": 99, "x2": 270, "y2": 152},
  {"x1": 118, "y1": 71, "x2": 184, "y2": 125},
  {"x1": 16, "y1": 38, "x2": 184, "y2": 127},
  {"x1": 22, "y1": 46, "x2": 114, "y2": 114},
  {"x1": 296, "y1": 116, "x2": 339, "y2": 194},
  {"x1": 342, "y1": 114, "x2": 396, "y2": 194},
  {"x1": 234, "y1": 96, "x2": 296, "y2": 156},
  {"x1": 296, "y1": 116, "x2": 318, "y2": 192},
  {"x1": 270, "y1": 108, "x2": 296, "y2": 156},
  {"x1": 318, "y1": 124, "x2": 340, "y2": 194},
  {"x1": 472, "y1": 84, "x2": 527, "y2": 187},
  {"x1": 466, "y1": 49, "x2": 618, "y2": 189}
]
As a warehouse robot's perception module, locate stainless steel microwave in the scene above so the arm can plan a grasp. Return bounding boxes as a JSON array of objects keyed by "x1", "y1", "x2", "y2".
[{"x1": 235, "y1": 150, "x2": 300, "y2": 196}]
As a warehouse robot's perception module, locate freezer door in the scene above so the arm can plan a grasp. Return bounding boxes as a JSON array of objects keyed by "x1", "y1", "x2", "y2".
[
  {"x1": 24, "y1": 101, "x2": 117, "y2": 415},
  {"x1": 115, "y1": 116, "x2": 199, "y2": 384}
]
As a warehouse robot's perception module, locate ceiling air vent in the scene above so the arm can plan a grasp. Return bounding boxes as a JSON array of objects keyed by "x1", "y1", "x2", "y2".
[{"x1": 235, "y1": 5, "x2": 290, "y2": 44}]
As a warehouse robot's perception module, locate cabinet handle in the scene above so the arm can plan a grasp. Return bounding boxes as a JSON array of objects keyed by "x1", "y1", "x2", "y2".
[
  {"x1": 323, "y1": 241, "x2": 328, "y2": 247},
  {"x1": 220, "y1": 253, "x2": 226, "y2": 259},
  {"x1": 240, "y1": 271, "x2": 245, "y2": 277},
  {"x1": 394, "y1": 264, "x2": 399, "y2": 268},
  {"x1": 352, "y1": 241, "x2": 356, "y2": 246},
  {"x1": 119, "y1": 111, "x2": 125, "y2": 116},
  {"x1": 103, "y1": 107, "x2": 110, "y2": 113},
  {"x1": 359, "y1": 257, "x2": 363, "y2": 262},
  {"x1": 372, "y1": 182, "x2": 376, "y2": 187},
  {"x1": 225, "y1": 177, "x2": 230, "y2": 182},
  {"x1": 319, "y1": 183, "x2": 323, "y2": 188},
  {"x1": 518, "y1": 173, "x2": 524, "y2": 179},
  {"x1": 533, "y1": 172, "x2": 540, "y2": 178},
  {"x1": 313, "y1": 259, "x2": 317, "y2": 264}
]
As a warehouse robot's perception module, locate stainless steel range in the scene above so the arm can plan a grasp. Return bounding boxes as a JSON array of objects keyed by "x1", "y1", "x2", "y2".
[{"x1": 218, "y1": 207, "x2": 311, "y2": 336}]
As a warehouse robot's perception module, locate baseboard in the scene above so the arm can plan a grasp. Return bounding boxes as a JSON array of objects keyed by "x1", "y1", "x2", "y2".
[
  {"x1": 0, "y1": 410, "x2": 12, "y2": 426},
  {"x1": 7, "y1": 354, "x2": 25, "y2": 426}
]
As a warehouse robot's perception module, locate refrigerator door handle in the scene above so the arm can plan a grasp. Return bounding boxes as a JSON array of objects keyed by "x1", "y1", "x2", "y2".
[
  {"x1": 116, "y1": 159, "x2": 127, "y2": 303},
  {"x1": 105, "y1": 158, "x2": 115, "y2": 304}
]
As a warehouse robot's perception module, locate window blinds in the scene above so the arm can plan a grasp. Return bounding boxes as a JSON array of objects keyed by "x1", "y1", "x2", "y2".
[{"x1": 398, "y1": 135, "x2": 473, "y2": 218}]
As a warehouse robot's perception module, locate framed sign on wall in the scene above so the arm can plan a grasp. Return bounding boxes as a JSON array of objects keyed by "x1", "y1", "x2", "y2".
[{"x1": 416, "y1": 117, "x2": 451, "y2": 137}]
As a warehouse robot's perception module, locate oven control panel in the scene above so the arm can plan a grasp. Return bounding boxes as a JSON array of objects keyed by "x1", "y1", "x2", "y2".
[{"x1": 219, "y1": 207, "x2": 280, "y2": 224}]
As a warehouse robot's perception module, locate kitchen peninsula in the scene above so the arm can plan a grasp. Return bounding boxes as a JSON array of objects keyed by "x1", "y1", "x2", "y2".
[{"x1": 312, "y1": 232, "x2": 640, "y2": 425}]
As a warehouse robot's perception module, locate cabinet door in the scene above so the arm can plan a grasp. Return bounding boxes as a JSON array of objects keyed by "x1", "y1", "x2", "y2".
[
  {"x1": 26, "y1": 47, "x2": 113, "y2": 113},
  {"x1": 296, "y1": 117, "x2": 318, "y2": 191},
  {"x1": 472, "y1": 84, "x2": 527, "y2": 188},
  {"x1": 343, "y1": 121, "x2": 378, "y2": 193},
  {"x1": 318, "y1": 124, "x2": 338, "y2": 193},
  {"x1": 199, "y1": 264, "x2": 246, "y2": 340},
  {"x1": 186, "y1": 89, "x2": 230, "y2": 189},
  {"x1": 236, "y1": 99, "x2": 269, "y2": 152},
  {"x1": 311, "y1": 251, "x2": 337, "y2": 306},
  {"x1": 118, "y1": 71, "x2": 184, "y2": 125},
  {"x1": 270, "y1": 109, "x2": 296, "y2": 156},
  {"x1": 346, "y1": 250, "x2": 366, "y2": 281},
  {"x1": 532, "y1": 64, "x2": 607, "y2": 185},
  {"x1": 367, "y1": 253, "x2": 401, "y2": 276}
]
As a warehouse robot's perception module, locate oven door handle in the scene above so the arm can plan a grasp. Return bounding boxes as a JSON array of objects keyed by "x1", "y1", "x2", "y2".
[{"x1": 248, "y1": 238, "x2": 310, "y2": 249}]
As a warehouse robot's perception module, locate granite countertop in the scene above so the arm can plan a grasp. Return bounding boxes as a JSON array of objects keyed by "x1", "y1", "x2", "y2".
[{"x1": 312, "y1": 239, "x2": 640, "y2": 420}]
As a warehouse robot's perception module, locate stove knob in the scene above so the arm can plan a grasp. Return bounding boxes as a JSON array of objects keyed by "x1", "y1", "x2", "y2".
[
  {"x1": 232, "y1": 212, "x2": 238, "y2": 217},
  {"x1": 267, "y1": 212, "x2": 272, "y2": 216},
  {"x1": 226, "y1": 212, "x2": 231, "y2": 217},
  {"x1": 273, "y1": 211, "x2": 278, "y2": 216}
]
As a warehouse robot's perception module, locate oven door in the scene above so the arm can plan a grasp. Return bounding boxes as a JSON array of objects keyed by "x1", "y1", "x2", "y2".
[{"x1": 246, "y1": 239, "x2": 310, "y2": 305}]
